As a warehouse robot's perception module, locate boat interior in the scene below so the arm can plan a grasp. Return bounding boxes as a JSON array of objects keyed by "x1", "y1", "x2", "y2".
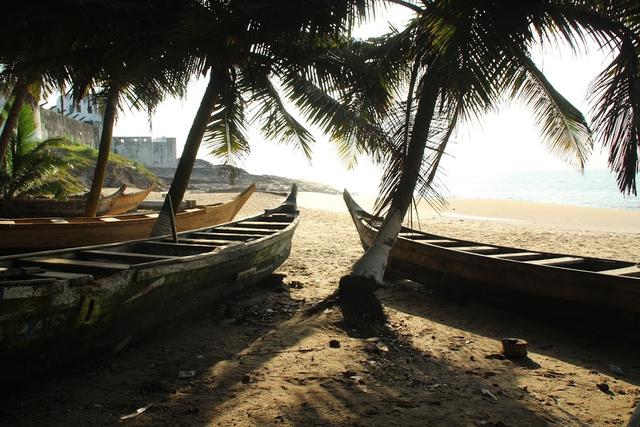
[{"x1": 0, "y1": 212, "x2": 294, "y2": 282}]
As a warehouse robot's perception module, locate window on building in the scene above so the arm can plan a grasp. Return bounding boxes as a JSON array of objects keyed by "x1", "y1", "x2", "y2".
[
  {"x1": 87, "y1": 102, "x2": 92, "y2": 113},
  {"x1": 76, "y1": 102, "x2": 81, "y2": 113}
]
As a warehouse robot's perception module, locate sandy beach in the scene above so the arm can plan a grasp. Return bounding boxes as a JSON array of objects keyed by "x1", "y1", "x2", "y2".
[{"x1": 2, "y1": 190, "x2": 639, "y2": 426}]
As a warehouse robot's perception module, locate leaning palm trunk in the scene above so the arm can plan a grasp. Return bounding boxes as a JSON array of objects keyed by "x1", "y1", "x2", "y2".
[
  {"x1": 0, "y1": 82, "x2": 29, "y2": 169},
  {"x1": 338, "y1": 74, "x2": 441, "y2": 327},
  {"x1": 84, "y1": 87, "x2": 119, "y2": 216},
  {"x1": 150, "y1": 72, "x2": 220, "y2": 237}
]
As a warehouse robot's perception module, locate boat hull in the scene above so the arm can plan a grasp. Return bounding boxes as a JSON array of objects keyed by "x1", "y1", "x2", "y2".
[
  {"x1": 343, "y1": 191, "x2": 640, "y2": 328},
  {"x1": 0, "y1": 185, "x2": 297, "y2": 384},
  {"x1": 0, "y1": 184, "x2": 255, "y2": 253},
  {"x1": 0, "y1": 185, "x2": 125, "y2": 218}
]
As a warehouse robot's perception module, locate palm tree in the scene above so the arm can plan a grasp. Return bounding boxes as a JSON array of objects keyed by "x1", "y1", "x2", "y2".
[
  {"x1": 337, "y1": 0, "x2": 640, "y2": 325},
  {"x1": 149, "y1": 0, "x2": 382, "y2": 236},
  {"x1": 0, "y1": 1, "x2": 194, "y2": 215},
  {"x1": 0, "y1": 104, "x2": 70, "y2": 199}
]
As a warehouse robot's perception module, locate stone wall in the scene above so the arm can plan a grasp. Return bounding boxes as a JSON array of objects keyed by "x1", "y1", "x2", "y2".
[
  {"x1": 40, "y1": 108, "x2": 101, "y2": 148},
  {"x1": 111, "y1": 136, "x2": 177, "y2": 168}
]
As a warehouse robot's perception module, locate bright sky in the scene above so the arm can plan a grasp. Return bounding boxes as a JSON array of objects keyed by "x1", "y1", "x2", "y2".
[{"x1": 112, "y1": 5, "x2": 617, "y2": 196}]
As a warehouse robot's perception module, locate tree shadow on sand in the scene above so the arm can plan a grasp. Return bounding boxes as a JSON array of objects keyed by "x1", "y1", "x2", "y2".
[{"x1": 378, "y1": 279, "x2": 640, "y2": 388}]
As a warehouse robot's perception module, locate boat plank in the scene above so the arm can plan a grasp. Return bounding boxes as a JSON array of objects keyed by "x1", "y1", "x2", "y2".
[
  {"x1": 190, "y1": 232, "x2": 263, "y2": 241},
  {"x1": 235, "y1": 221, "x2": 289, "y2": 229},
  {"x1": 215, "y1": 227, "x2": 274, "y2": 234},
  {"x1": 489, "y1": 252, "x2": 542, "y2": 260},
  {"x1": 78, "y1": 250, "x2": 176, "y2": 263},
  {"x1": 524, "y1": 256, "x2": 584, "y2": 267},
  {"x1": 451, "y1": 246, "x2": 500, "y2": 253},
  {"x1": 17, "y1": 257, "x2": 131, "y2": 274},
  {"x1": 173, "y1": 238, "x2": 238, "y2": 246},
  {"x1": 599, "y1": 265, "x2": 640, "y2": 276}
]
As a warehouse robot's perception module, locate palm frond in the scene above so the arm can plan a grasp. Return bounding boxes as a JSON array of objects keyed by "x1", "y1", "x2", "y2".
[
  {"x1": 507, "y1": 52, "x2": 592, "y2": 170},
  {"x1": 204, "y1": 76, "x2": 250, "y2": 165},
  {"x1": 588, "y1": 37, "x2": 640, "y2": 194}
]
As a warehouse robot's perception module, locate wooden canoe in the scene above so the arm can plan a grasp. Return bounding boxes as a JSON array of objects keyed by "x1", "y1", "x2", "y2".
[
  {"x1": 0, "y1": 184, "x2": 298, "y2": 383},
  {"x1": 0, "y1": 183, "x2": 255, "y2": 253},
  {"x1": 0, "y1": 185, "x2": 126, "y2": 218},
  {"x1": 343, "y1": 190, "x2": 640, "y2": 325},
  {"x1": 104, "y1": 186, "x2": 153, "y2": 215}
]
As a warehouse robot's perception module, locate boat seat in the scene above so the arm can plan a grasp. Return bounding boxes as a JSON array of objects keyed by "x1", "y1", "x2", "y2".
[
  {"x1": 145, "y1": 213, "x2": 159, "y2": 218},
  {"x1": 598, "y1": 265, "x2": 640, "y2": 277},
  {"x1": 489, "y1": 252, "x2": 543, "y2": 260},
  {"x1": 525, "y1": 257, "x2": 584, "y2": 267},
  {"x1": 50, "y1": 218, "x2": 69, "y2": 224},
  {"x1": 235, "y1": 221, "x2": 289, "y2": 229},
  {"x1": 190, "y1": 232, "x2": 262, "y2": 241},
  {"x1": 136, "y1": 241, "x2": 217, "y2": 256},
  {"x1": 0, "y1": 220, "x2": 15, "y2": 224},
  {"x1": 33, "y1": 271, "x2": 91, "y2": 280},
  {"x1": 78, "y1": 250, "x2": 176, "y2": 264},
  {"x1": 451, "y1": 245, "x2": 500, "y2": 253},
  {"x1": 99, "y1": 217, "x2": 120, "y2": 222},
  {"x1": 214, "y1": 226, "x2": 274, "y2": 235},
  {"x1": 417, "y1": 238, "x2": 459, "y2": 244},
  {"x1": 170, "y1": 237, "x2": 238, "y2": 246},
  {"x1": 17, "y1": 257, "x2": 131, "y2": 275}
]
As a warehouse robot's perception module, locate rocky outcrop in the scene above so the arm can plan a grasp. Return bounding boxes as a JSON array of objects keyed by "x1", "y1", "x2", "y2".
[{"x1": 150, "y1": 159, "x2": 339, "y2": 194}]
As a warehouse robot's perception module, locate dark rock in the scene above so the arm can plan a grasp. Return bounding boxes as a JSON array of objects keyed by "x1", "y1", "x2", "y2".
[{"x1": 329, "y1": 339, "x2": 341, "y2": 349}]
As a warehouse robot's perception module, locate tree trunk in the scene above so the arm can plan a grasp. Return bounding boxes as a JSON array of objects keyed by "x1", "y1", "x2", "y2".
[
  {"x1": 149, "y1": 71, "x2": 221, "y2": 237},
  {"x1": 0, "y1": 82, "x2": 28, "y2": 169},
  {"x1": 338, "y1": 72, "x2": 441, "y2": 328},
  {"x1": 84, "y1": 87, "x2": 119, "y2": 216}
]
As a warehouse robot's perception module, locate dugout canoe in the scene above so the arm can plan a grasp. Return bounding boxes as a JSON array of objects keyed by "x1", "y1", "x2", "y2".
[
  {"x1": 0, "y1": 185, "x2": 126, "y2": 218},
  {"x1": 0, "y1": 184, "x2": 298, "y2": 384},
  {"x1": 343, "y1": 190, "x2": 640, "y2": 325},
  {"x1": 104, "y1": 186, "x2": 153, "y2": 215},
  {"x1": 0, "y1": 184, "x2": 255, "y2": 253}
]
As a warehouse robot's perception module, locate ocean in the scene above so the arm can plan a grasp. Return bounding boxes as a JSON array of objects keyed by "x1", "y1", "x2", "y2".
[{"x1": 443, "y1": 169, "x2": 640, "y2": 210}]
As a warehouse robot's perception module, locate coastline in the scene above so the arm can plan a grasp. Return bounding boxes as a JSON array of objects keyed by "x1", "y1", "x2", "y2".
[{"x1": 7, "y1": 188, "x2": 638, "y2": 426}]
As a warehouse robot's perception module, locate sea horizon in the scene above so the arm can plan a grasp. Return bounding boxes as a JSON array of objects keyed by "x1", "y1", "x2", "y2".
[{"x1": 441, "y1": 169, "x2": 640, "y2": 211}]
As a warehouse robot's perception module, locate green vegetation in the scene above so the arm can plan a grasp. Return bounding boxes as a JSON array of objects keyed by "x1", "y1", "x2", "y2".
[
  {"x1": 51, "y1": 142, "x2": 162, "y2": 191},
  {"x1": 0, "y1": 105, "x2": 72, "y2": 199}
]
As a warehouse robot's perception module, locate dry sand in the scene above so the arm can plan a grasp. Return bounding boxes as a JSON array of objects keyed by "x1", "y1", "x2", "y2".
[{"x1": 1, "y1": 191, "x2": 639, "y2": 426}]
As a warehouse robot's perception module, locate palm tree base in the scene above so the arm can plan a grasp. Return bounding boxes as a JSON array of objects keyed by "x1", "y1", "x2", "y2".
[{"x1": 337, "y1": 274, "x2": 387, "y2": 333}]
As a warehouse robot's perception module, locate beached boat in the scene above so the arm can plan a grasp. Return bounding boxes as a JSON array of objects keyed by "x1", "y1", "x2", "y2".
[
  {"x1": 0, "y1": 185, "x2": 126, "y2": 218},
  {"x1": 0, "y1": 184, "x2": 298, "y2": 383},
  {"x1": 343, "y1": 190, "x2": 640, "y2": 323},
  {"x1": 104, "y1": 186, "x2": 153, "y2": 215},
  {"x1": 0, "y1": 184, "x2": 255, "y2": 253}
]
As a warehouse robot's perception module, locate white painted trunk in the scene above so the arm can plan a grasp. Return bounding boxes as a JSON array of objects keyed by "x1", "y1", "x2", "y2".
[{"x1": 351, "y1": 208, "x2": 404, "y2": 284}]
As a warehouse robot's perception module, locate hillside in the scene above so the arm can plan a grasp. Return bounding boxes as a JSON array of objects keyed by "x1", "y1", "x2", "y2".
[
  {"x1": 52, "y1": 143, "x2": 163, "y2": 192},
  {"x1": 150, "y1": 159, "x2": 339, "y2": 194}
]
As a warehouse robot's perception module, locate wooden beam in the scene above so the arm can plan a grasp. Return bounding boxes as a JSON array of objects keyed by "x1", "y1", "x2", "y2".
[
  {"x1": 450, "y1": 246, "x2": 499, "y2": 253},
  {"x1": 235, "y1": 221, "x2": 289, "y2": 229},
  {"x1": 17, "y1": 257, "x2": 130, "y2": 275},
  {"x1": 78, "y1": 250, "x2": 176, "y2": 263},
  {"x1": 526, "y1": 257, "x2": 584, "y2": 267},
  {"x1": 190, "y1": 232, "x2": 263, "y2": 241},
  {"x1": 214, "y1": 226, "x2": 274, "y2": 235},
  {"x1": 599, "y1": 265, "x2": 640, "y2": 277},
  {"x1": 489, "y1": 252, "x2": 543, "y2": 261}
]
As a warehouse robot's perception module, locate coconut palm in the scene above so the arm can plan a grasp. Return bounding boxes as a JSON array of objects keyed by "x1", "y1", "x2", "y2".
[
  {"x1": 149, "y1": 0, "x2": 384, "y2": 236},
  {"x1": 0, "y1": 1, "x2": 194, "y2": 215},
  {"x1": 337, "y1": 0, "x2": 640, "y2": 325},
  {"x1": 0, "y1": 104, "x2": 70, "y2": 199}
]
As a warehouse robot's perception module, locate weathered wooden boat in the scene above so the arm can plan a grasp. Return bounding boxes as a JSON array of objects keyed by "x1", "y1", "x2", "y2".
[
  {"x1": 0, "y1": 185, "x2": 126, "y2": 218},
  {"x1": 0, "y1": 184, "x2": 255, "y2": 253},
  {"x1": 104, "y1": 186, "x2": 153, "y2": 215},
  {"x1": 343, "y1": 190, "x2": 640, "y2": 325},
  {"x1": 0, "y1": 184, "x2": 299, "y2": 383}
]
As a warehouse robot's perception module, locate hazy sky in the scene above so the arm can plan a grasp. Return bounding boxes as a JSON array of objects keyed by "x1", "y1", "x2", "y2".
[{"x1": 112, "y1": 5, "x2": 616, "y2": 196}]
